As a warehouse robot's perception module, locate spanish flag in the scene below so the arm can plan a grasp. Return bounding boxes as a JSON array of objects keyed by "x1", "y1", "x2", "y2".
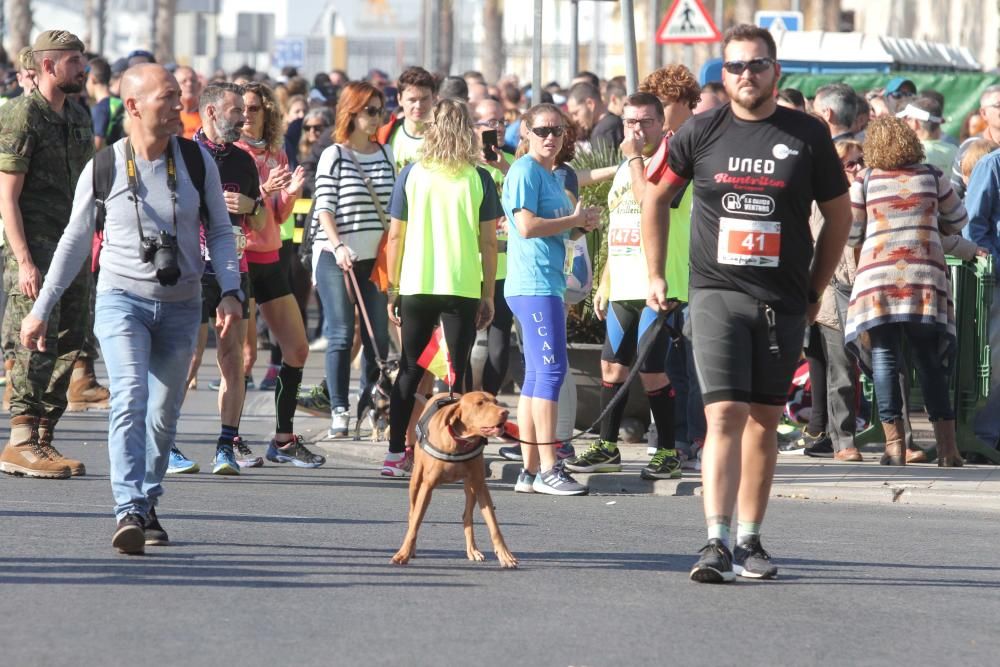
[{"x1": 417, "y1": 326, "x2": 456, "y2": 386}]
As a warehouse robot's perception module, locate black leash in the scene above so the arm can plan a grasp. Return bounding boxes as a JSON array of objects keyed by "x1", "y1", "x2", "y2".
[{"x1": 510, "y1": 306, "x2": 681, "y2": 447}]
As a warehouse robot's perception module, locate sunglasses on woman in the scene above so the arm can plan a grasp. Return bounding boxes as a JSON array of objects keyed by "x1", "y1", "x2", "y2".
[
  {"x1": 843, "y1": 158, "x2": 864, "y2": 170},
  {"x1": 359, "y1": 105, "x2": 383, "y2": 118},
  {"x1": 722, "y1": 57, "x2": 775, "y2": 75},
  {"x1": 304, "y1": 124, "x2": 326, "y2": 133},
  {"x1": 530, "y1": 126, "x2": 565, "y2": 138}
]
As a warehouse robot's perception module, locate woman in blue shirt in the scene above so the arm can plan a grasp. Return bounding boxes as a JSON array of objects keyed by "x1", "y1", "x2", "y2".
[{"x1": 503, "y1": 103, "x2": 601, "y2": 496}]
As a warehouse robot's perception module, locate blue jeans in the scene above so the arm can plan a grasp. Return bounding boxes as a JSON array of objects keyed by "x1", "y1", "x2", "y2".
[
  {"x1": 93, "y1": 289, "x2": 201, "y2": 520},
  {"x1": 868, "y1": 322, "x2": 954, "y2": 423},
  {"x1": 313, "y1": 253, "x2": 388, "y2": 411},
  {"x1": 666, "y1": 307, "x2": 705, "y2": 447}
]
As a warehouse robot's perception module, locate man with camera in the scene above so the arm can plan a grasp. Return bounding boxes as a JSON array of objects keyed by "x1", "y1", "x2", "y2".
[
  {"x1": 0, "y1": 31, "x2": 92, "y2": 480},
  {"x1": 20, "y1": 63, "x2": 243, "y2": 555}
]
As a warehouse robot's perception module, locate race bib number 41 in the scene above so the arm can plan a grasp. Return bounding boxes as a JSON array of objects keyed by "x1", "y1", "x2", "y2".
[{"x1": 717, "y1": 217, "x2": 781, "y2": 267}]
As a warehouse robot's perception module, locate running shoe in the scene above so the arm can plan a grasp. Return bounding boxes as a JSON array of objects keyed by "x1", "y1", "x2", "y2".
[
  {"x1": 143, "y1": 507, "x2": 169, "y2": 546},
  {"x1": 563, "y1": 441, "x2": 621, "y2": 473},
  {"x1": 555, "y1": 441, "x2": 576, "y2": 460},
  {"x1": 112, "y1": 513, "x2": 145, "y2": 555},
  {"x1": 499, "y1": 444, "x2": 523, "y2": 461},
  {"x1": 166, "y1": 447, "x2": 199, "y2": 474},
  {"x1": 778, "y1": 430, "x2": 819, "y2": 455},
  {"x1": 689, "y1": 538, "x2": 736, "y2": 583},
  {"x1": 233, "y1": 436, "x2": 264, "y2": 468},
  {"x1": 258, "y1": 365, "x2": 280, "y2": 391},
  {"x1": 381, "y1": 448, "x2": 413, "y2": 477},
  {"x1": 681, "y1": 440, "x2": 704, "y2": 471},
  {"x1": 208, "y1": 375, "x2": 255, "y2": 391},
  {"x1": 514, "y1": 468, "x2": 536, "y2": 493},
  {"x1": 733, "y1": 536, "x2": 779, "y2": 580},
  {"x1": 641, "y1": 448, "x2": 682, "y2": 480},
  {"x1": 329, "y1": 407, "x2": 349, "y2": 438},
  {"x1": 308, "y1": 337, "x2": 328, "y2": 352},
  {"x1": 212, "y1": 443, "x2": 241, "y2": 476},
  {"x1": 532, "y1": 466, "x2": 588, "y2": 496},
  {"x1": 804, "y1": 434, "x2": 835, "y2": 458},
  {"x1": 265, "y1": 435, "x2": 326, "y2": 468},
  {"x1": 297, "y1": 381, "x2": 331, "y2": 417}
]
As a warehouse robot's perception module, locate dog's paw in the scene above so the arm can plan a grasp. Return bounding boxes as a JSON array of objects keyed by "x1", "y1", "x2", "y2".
[
  {"x1": 497, "y1": 551, "x2": 519, "y2": 569},
  {"x1": 467, "y1": 549, "x2": 486, "y2": 562}
]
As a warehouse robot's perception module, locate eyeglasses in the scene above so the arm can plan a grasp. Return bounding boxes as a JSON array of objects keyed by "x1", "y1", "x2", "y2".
[
  {"x1": 843, "y1": 158, "x2": 864, "y2": 170},
  {"x1": 245, "y1": 104, "x2": 262, "y2": 114},
  {"x1": 304, "y1": 124, "x2": 326, "y2": 133},
  {"x1": 476, "y1": 119, "x2": 505, "y2": 129},
  {"x1": 360, "y1": 105, "x2": 383, "y2": 118},
  {"x1": 623, "y1": 118, "x2": 657, "y2": 128},
  {"x1": 530, "y1": 126, "x2": 565, "y2": 138},
  {"x1": 722, "y1": 57, "x2": 775, "y2": 75}
]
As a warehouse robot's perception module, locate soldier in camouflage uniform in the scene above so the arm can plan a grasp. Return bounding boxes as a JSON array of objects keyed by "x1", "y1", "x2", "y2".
[{"x1": 0, "y1": 31, "x2": 93, "y2": 479}]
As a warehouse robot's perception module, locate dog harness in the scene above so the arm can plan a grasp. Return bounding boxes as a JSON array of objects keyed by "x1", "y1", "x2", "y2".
[{"x1": 415, "y1": 397, "x2": 487, "y2": 463}]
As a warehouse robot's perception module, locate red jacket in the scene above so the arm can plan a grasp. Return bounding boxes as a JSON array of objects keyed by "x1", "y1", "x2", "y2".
[{"x1": 236, "y1": 140, "x2": 297, "y2": 264}]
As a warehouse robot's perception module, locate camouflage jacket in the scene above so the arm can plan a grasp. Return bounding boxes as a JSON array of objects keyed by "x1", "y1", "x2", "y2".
[{"x1": 0, "y1": 89, "x2": 93, "y2": 248}]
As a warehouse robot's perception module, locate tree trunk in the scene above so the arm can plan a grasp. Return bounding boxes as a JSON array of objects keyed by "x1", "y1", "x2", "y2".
[
  {"x1": 83, "y1": 0, "x2": 94, "y2": 52},
  {"x1": 438, "y1": 0, "x2": 454, "y2": 75},
  {"x1": 9, "y1": 0, "x2": 33, "y2": 56},
  {"x1": 154, "y1": 0, "x2": 176, "y2": 64},
  {"x1": 732, "y1": 0, "x2": 756, "y2": 26},
  {"x1": 482, "y1": 0, "x2": 504, "y2": 82}
]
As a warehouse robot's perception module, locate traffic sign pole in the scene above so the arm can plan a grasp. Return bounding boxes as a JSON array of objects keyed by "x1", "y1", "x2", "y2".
[{"x1": 622, "y1": 0, "x2": 639, "y2": 92}]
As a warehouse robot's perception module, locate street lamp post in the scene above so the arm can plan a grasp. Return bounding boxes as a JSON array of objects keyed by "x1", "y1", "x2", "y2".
[
  {"x1": 621, "y1": 0, "x2": 638, "y2": 92},
  {"x1": 533, "y1": 0, "x2": 543, "y2": 106}
]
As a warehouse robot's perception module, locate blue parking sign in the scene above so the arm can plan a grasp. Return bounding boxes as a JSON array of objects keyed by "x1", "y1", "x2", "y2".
[{"x1": 754, "y1": 11, "x2": 803, "y2": 33}]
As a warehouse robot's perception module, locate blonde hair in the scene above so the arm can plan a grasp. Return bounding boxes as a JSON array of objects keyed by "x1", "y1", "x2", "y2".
[
  {"x1": 863, "y1": 116, "x2": 924, "y2": 170},
  {"x1": 835, "y1": 139, "x2": 863, "y2": 160},
  {"x1": 420, "y1": 99, "x2": 480, "y2": 171},
  {"x1": 242, "y1": 82, "x2": 286, "y2": 154},
  {"x1": 961, "y1": 138, "x2": 999, "y2": 180}
]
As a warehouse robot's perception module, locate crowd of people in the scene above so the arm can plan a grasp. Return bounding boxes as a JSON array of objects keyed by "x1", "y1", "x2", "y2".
[{"x1": 0, "y1": 24, "x2": 997, "y2": 579}]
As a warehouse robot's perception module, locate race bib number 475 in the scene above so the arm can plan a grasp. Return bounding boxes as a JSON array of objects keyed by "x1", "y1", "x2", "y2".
[{"x1": 717, "y1": 217, "x2": 781, "y2": 267}]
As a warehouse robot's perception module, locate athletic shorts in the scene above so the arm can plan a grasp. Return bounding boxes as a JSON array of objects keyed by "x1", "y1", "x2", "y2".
[
  {"x1": 201, "y1": 272, "x2": 252, "y2": 323},
  {"x1": 248, "y1": 259, "x2": 292, "y2": 304},
  {"x1": 601, "y1": 300, "x2": 669, "y2": 373},
  {"x1": 689, "y1": 288, "x2": 804, "y2": 406}
]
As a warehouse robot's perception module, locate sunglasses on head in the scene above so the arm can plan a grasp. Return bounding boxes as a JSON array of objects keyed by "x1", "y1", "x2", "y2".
[
  {"x1": 360, "y1": 105, "x2": 383, "y2": 118},
  {"x1": 722, "y1": 57, "x2": 775, "y2": 75},
  {"x1": 530, "y1": 126, "x2": 565, "y2": 138}
]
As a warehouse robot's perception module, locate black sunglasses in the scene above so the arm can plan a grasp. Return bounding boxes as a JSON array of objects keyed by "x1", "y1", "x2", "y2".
[
  {"x1": 843, "y1": 158, "x2": 864, "y2": 170},
  {"x1": 530, "y1": 126, "x2": 565, "y2": 138},
  {"x1": 360, "y1": 105, "x2": 383, "y2": 118},
  {"x1": 304, "y1": 124, "x2": 326, "y2": 132},
  {"x1": 722, "y1": 57, "x2": 775, "y2": 75}
]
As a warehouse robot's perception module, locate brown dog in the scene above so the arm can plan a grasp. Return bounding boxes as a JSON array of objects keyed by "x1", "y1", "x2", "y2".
[{"x1": 391, "y1": 391, "x2": 518, "y2": 568}]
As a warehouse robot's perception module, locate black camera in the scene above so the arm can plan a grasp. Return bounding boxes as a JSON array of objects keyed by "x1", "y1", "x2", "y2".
[{"x1": 141, "y1": 229, "x2": 181, "y2": 286}]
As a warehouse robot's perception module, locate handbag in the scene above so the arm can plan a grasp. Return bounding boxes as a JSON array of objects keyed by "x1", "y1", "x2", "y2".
[{"x1": 341, "y1": 144, "x2": 394, "y2": 291}]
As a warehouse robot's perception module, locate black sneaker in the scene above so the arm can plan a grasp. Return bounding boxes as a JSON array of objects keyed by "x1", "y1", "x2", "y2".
[
  {"x1": 144, "y1": 507, "x2": 169, "y2": 546},
  {"x1": 112, "y1": 513, "x2": 145, "y2": 555},
  {"x1": 266, "y1": 435, "x2": 326, "y2": 468},
  {"x1": 689, "y1": 538, "x2": 735, "y2": 583},
  {"x1": 733, "y1": 536, "x2": 779, "y2": 580},
  {"x1": 804, "y1": 434, "x2": 834, "y2": 458},
  {"x1": 641, "y1": 448, "x2": 682, "y2": 480}
]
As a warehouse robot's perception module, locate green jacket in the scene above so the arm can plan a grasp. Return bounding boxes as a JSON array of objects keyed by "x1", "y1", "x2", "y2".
[{"x1": 0, "y1": 89, "x2": 94, "y2": 248}]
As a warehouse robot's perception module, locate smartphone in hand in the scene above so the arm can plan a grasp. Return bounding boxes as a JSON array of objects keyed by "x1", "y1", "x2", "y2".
[{"x1": 482, "y1": 129, "x2": 499, "y2": 161}]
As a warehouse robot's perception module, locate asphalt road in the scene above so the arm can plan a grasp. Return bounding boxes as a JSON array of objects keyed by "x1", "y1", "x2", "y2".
[{"x1": 2, "y1": 438, "x2": 998, "y2": 667}]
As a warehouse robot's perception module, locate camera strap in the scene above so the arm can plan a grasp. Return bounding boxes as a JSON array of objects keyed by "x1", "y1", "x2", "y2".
[{"x1": 124, "y1": 139, "x2": 179, "y2": 245}]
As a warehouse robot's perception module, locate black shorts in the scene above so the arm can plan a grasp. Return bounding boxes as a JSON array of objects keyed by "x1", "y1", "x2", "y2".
[
  {"x1": 202, "y1": 272, "x2": 252, "y2": 323},
  {"x1": 248, "y1": 259, "x2": 292, "y2": 304},
  {"x1": 601, "y1": 300, "x2": 669, "y2": 373},
  {"x1": 689, "y1": 288, "x2": 804, "y2": 406}
]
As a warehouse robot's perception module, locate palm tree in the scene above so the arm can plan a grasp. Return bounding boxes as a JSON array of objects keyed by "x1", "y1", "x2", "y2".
[
  {"x1": 9, "y1": 0, "x2": 33, "y2": 55},
  {"x1": 154, "y1": 0, "x2": 176, "y2": 64},
  {"x1": 482, "y1": 0, "x2": 504, "y2": 82}
]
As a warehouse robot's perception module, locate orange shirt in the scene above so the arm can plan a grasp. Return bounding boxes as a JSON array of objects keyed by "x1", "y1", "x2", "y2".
[{"x1": 180, "y1": 110, "x2": 200, "y2": 139}]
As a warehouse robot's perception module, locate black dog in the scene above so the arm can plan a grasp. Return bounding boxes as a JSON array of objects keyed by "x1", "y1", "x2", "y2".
[{"x1": 355, "y1": 358, "x2": 399, "y2": 441}]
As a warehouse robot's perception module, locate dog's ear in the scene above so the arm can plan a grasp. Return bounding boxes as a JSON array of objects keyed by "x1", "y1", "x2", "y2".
[{"x1": 444, "y1": 403, "x2": 464, "y2": 431}]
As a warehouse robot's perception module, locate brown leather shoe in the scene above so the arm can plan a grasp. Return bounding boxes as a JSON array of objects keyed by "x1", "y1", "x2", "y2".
[
  {"x1": 906, "y1": 447, "x2": 930, "y2": 464},
  {"x1": 880, "y1": 419, "x2": 906, "y2": 466},
  {"x1": 37, "y1": 417, "x2": 86, "y2": 476},
  {"x1": 834, "y1": 447, "x2": 863, "y2": 462},
  {"x1": 932, "y1": 420, "x2": 964, "y2": 467},
  {"x1": 0, "y1": 415, "x2": 71, "y2": 479},
  {"x1": 67, "y1": 358, "x2": 110, "y2": 411}
]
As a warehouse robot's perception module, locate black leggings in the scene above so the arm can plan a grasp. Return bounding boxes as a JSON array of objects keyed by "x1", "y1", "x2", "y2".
[
  {"x1": 481, "y1": 279, "x2": 514, "y2": 395},
  {"x1": 389, "y1": 294, "x2": 480, "y2": 453}
]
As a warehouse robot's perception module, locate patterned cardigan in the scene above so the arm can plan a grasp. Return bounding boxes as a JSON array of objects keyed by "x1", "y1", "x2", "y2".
[{"x1": 843, "y1": 164, "x2": 968, "y2": 372}]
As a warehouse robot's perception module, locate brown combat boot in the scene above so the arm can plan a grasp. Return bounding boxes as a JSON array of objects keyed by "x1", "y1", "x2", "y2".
[
  {"x1": 0, "y1": 415, "x2": 71, "y2": 479},
  {"x1": 834, "y1": 447, "x2": 863, "y2": 462},
  {"x1": 932, "y1": 420, "x2": 964, "y2": 468},
  {"x1": 67, "y1": 358, "x2": 110, "y2": 411},
  {"x1": 906, "y1": 447, "x2": 930, "y2": 464},
  {"x1": 37, "y1": 417, "x2": 86, "y2": 476},
  {"x1": 2, "y1": 358, "x2": 13, "y2": 412},
  {"x1": 879, "y1": 419, "x2": 906, "y2": 466}
]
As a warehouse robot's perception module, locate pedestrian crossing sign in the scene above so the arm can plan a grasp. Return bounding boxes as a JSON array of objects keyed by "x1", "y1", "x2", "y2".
[
  {"x1": 656, "y1": 0, "x2": 722, "y2": 44},
  {"x1": 754, "y1": 11, "x2": 804, "y2": 34}
]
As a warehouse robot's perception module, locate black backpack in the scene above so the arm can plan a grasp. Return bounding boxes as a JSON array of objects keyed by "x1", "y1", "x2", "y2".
[{"x1": 93, "y1": 137, "x2": 209, "y2": 233}]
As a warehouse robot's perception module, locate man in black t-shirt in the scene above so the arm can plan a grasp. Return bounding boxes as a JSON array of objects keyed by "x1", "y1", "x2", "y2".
[
  {"x1": 567, "y1": 82, "x2": 624, "y2": 153},
  {"x1": 642, "y1": 25, "x2": 852, "y2": 584},
  {"x1": 171, "y1": 82, "x2": 268, "y2": 479}
]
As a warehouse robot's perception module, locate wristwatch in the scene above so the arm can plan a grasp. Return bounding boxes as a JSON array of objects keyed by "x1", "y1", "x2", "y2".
[
  {"x1": 222, "y1": 289, "x2": 246, "y2": 305},
  {"x1": 807, "y1": 288, "x2": 821, "y2": 304}
]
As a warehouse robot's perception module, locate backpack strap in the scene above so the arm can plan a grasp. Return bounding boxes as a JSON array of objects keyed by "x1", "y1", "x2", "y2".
[
  {"x1": 175, "y1": 136, "x2": 210, "y2": 226},
  {"x1": 92, "y1": 146, "x2": 117, "y2": 233}
]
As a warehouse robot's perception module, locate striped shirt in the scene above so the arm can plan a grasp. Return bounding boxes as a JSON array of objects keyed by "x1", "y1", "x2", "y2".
[{"x1": 311, "y1": 143, "x2": 395, "y2": 261}]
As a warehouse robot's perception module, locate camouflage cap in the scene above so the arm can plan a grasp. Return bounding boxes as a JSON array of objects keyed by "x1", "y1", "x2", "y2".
[
  {"x1": 17, "y1": 47, "x2": 34, "y2": 71},
  {"x1": 31, "y1": 30, "x2": 85, "y2": 54}
]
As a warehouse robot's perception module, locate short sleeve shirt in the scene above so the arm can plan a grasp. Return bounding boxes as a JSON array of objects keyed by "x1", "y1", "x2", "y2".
[
  {"x1": 502, "y1": 156, "x2": 574, "y2": 298},
  {"x1": 389, "y1": 124, "x2": 424, "y2": 171},
  {"x1": 198, "y1": 139, "x2": 260, "y2": 272},
  {"x1": 590, "y1": 112, "x2": 625, "y2": 153},
  {"x1": 481, "y1": 151, "x2": 515, "y2": 280},
  {"x1": 389, "y1": 161, "x2": 503, "y2": 299},
  {"x1": 666, "y1": 105, "x2": 848, "y2": 314}
]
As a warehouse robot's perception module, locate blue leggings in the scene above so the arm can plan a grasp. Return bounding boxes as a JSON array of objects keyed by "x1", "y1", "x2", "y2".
[{"x1": 507, "y1": 295, "x2": 567, "y2": 402}]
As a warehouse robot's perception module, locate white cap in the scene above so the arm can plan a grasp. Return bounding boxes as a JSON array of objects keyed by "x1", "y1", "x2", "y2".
[{"x1": 896, "y1": 104, "x2": 944, "y2": 124}]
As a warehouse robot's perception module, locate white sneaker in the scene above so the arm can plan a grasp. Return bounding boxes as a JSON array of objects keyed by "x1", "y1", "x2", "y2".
[
  {"x1": 532, "y1": 466, "x2": 588, "y2": 496},
  {"x1": 308, "y1": 337, "x2": 328, "y2": 352},
  {"x1": 329, "y1": 407, "x2": 349, "y2": 438},
  {"x1": 514, "y1": 469, "x2": 536, "y2": 493}
]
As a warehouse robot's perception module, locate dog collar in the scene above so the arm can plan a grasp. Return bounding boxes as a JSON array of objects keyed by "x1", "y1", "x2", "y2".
[{"x1": 415, "y1": 398, "x2": 487, "y2": 463}]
